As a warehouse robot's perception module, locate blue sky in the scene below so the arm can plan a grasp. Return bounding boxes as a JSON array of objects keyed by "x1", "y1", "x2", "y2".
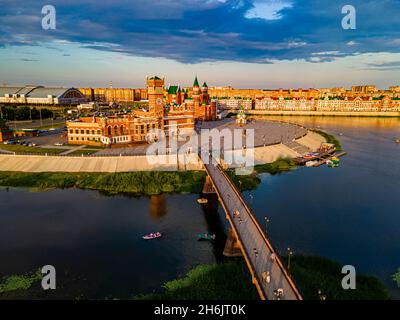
[{"x1": 0, "y1": 0, "x2": 399, "y2": 88}]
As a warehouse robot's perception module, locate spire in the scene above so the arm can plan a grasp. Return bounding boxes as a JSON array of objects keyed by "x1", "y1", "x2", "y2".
[
  {"x1": 193, "y1": 76, "x2": 199, "y2": 87},
  {"x1": 202, "y1": 81, "x2": 208, "y2": 88}
]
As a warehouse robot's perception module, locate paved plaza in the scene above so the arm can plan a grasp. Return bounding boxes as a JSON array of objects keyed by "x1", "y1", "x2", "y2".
[{"x1": 95, "y1": 119, "x2": 308, "y2": 156}]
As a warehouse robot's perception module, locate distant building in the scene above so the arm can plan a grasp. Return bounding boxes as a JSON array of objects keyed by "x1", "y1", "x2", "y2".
[
  {"x1": 79, "y1": 87, "x2": 147, "y2": 103},
  {"x1": 0, "y1": 86, "x2": 86, "y2": 105},
  {"x1": 351, "y1": 85, "x2": 378, "y2": 94},
  {"x1": 0, "y1": 119, "x2": 13, "y2": 142},
  {"x1": 216, "y1": 98, "x2": 253, "y2": 110}
]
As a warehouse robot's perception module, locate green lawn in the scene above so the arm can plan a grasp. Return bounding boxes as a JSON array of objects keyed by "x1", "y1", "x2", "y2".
[
  {"x1": 67, "y1": 149, "x2": 99, "y2": 156},
  {"x1": 0, "y1": 144, "x2": 68, "y2": 154}
]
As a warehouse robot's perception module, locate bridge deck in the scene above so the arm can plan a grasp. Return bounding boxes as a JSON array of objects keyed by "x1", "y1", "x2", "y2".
[{"x1": 203, "y1": 161, "x2": 302, "y2": 300}]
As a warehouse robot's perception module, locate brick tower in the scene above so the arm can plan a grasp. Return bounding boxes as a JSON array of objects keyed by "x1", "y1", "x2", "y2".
[{"x1": 147, "y1": 75, "x2": 165, "y2": 119}]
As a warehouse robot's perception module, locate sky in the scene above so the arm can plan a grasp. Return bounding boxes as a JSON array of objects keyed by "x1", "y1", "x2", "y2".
[{"x1": 0, "y1": 0, "x2": 400, "y2": 89}]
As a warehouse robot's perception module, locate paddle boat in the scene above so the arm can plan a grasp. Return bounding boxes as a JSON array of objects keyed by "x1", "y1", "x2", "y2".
[
  {"x1": 143, "y1": 232, "x2": 162, "y2": 240},
  {"x1": 197, "y1": 233, "x2": 216, "y2": 241},
  {"x1": 326, "y1": 157, "x2": 340, "y2": 168},
  {"x1": 197, "y1": 198, "x2": 208, "y2": 204}
]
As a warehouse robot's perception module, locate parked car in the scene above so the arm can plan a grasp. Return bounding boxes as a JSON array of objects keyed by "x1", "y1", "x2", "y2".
[{"x1": 54, "y1": 142, "x2": 64, "y2": 146}]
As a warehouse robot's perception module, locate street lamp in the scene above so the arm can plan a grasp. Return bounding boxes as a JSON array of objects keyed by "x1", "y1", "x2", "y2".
[
  {"x1": 318, "y1": 289, "x2": 327, "y2": 301},
  {"x1": 287, "y1": 248, "x2": 293, "y2": 271}
]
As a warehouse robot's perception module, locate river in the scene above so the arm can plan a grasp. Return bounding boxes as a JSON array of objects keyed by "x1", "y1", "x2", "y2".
[{"x1": 0, "y1": 116, "x2": 399, "y2": 299}]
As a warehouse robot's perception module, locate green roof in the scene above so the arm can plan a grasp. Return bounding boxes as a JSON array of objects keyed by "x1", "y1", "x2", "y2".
[
  {"x1": 202, "y1": 82, "x2": 208, "y2": 88},
  {"x1": 193, "y1": 76, "x2": 199, "y2": 87},
  {"x1": 168, "y1": 85, "x2": 180, "y2": 94},
  {"x1": 149, "y1": 76, "x2": 162, "y2": 80}
]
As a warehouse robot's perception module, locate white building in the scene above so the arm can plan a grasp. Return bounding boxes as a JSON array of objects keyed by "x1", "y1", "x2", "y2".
[{"x1": 0, "y1": 86, "x2": 87, "y2": 105}]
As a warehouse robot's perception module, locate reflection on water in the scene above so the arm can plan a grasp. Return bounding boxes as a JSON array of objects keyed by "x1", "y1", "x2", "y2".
[{"x1": 149, "y1": 195, "x2": 167, "y2": 220}]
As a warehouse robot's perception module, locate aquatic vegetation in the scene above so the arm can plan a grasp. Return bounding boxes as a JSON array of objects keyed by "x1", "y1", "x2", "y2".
[
  {"x1": 392, "y1": 269, "x2": 400, "y2": 288},
  {"x1": 0, "y1": 269, "x2": 42, "y2": 294}
]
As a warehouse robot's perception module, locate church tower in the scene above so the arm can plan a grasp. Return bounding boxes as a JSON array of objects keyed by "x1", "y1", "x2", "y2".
[{"x1": 192, "y1": 76, "x2": 203, "y2": 120}]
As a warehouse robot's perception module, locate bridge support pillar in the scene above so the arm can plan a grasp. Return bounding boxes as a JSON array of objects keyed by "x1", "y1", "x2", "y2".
[
  {"x1": 223, "y1": 227, "x2": 243, "y2": 257},
  {"x1": 202, "y1": 175, "x2": 216, "y2": 194}
]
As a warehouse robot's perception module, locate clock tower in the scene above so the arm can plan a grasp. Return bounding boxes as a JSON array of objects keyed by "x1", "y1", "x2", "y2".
[{"x1": 147, "y1": 75, "x2": 165, "y2": 119}]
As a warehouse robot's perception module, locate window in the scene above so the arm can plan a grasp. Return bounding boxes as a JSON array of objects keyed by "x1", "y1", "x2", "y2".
[
  {"x1": 91, "y1": 130, "x2": 95, "y2": 135},
  {"x1": 86, "y1": 130, "x2": 89, "y2": 135},
  {"x1": 81, "y1": 130, "x2": 84, "y2": 134},
  {"x1": 75, "y1": 129, "x2": 79, "y2": 134}
]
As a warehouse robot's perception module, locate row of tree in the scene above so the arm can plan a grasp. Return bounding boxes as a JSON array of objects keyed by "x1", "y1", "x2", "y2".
[{"x1": 0, "y1": 106, "x2": 54, "y2": 121}]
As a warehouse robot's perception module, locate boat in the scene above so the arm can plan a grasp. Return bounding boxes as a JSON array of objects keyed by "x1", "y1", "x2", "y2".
[
  {"x1": 306, "y1": 160, "x2": 318, "y2": 167},
  {"x1": 326, "y1": 160, "x2": 339, "y2": 168},
  {"x1": 197, "y1": 233, "x2": 216, "y2": 241},
  {"x1": 396, "y1": 139, "x2": 400, "y2": 144},
  {"x1": 197, "y1": 198, "x2": 208, "y2": 204},
  {"x1": 142, "y1": 232, "x2": 162, "y2": 240}
]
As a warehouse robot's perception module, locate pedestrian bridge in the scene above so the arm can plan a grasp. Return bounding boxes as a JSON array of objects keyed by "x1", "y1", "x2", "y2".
[{"x1": 203, "y1": 161, "x2": 303, "y2": 300}]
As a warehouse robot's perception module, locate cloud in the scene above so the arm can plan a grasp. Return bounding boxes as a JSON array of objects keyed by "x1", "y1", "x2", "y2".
[
  {"x1": 0, "y1": 0, "x2": 399, "y2": 64},
  {"x1": 20, "y1": 58, "x2": 39, "y2": 62},
  {"x1": 245, "y1": 0, "x2": 293, "y2": 20},
  {"x1": 365, "y1": 61, "x2": 400, "y2": 70}
]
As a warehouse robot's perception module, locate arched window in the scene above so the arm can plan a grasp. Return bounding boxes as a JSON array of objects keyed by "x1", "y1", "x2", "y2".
[
  {"x1": 120, "y1": 125, "x2": 125, "y2": 135},
  {"x1": 107, "y1": 126, "x2": 112, "y2": 135},
  {"x1": 114, "y1": 126, "x2": 119, "y2": 136}
]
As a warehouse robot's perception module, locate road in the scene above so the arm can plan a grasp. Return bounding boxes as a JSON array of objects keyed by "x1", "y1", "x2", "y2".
[{"x1": 204, "y1": 161, "x2": 303, "y2": 300}]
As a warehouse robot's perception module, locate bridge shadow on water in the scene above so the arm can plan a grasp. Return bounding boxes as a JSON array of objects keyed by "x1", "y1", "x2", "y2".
[{"x1": 199, "y1": 193, "x2": 228, "y2": 263}]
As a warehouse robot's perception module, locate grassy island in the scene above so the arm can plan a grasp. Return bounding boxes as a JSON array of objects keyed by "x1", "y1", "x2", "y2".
[{"x1": 227, "y1": 157, "x2": 297, "y2": 191}]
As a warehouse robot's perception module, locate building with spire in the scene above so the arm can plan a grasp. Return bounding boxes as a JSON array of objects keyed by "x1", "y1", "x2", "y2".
[{"x1": 66, "y1": 75, "x2": 216, "y2": 146}]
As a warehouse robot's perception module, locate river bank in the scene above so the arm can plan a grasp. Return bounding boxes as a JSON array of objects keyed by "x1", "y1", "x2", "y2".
[{"x1": 0, "y1": 171, "x2": 207, "y2": 195}]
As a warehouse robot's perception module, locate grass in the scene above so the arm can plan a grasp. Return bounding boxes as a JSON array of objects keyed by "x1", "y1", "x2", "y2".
[
  {"x1": 136, "y1": 255, "x2": 390, "y2": 300},
  {"x1": 226, "y1": 157, "x2": 297, "y2": 191},
  {"x1": 0, "y1": 269, "x2": 42, "y2": 294},
  {"x1": 0, "y1": 144, "x2": 68, "y2": 154},
  {"x1": 310, "y1": 129, "x2": 343, "y2": 151},
  {"x1": 0, "y1": 171, "x2": 207, "y2": 195},
  {"x1": 67, "y1": 149, "x2": 99, "y2": 156},
  {"x1": 281, "y1": 255, "x2": 390, "y2": 300},
  {"x1": 34, "y1": 122, "x2": 66, "y2": 130},
  {"x1": 135, "y1": 260, "x2": 259, "y2": 300}
]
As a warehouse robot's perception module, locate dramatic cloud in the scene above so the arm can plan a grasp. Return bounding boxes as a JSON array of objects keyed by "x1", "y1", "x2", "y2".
[{"x1": 0, "y1": 0, "x2": 400, "y2": 64}]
